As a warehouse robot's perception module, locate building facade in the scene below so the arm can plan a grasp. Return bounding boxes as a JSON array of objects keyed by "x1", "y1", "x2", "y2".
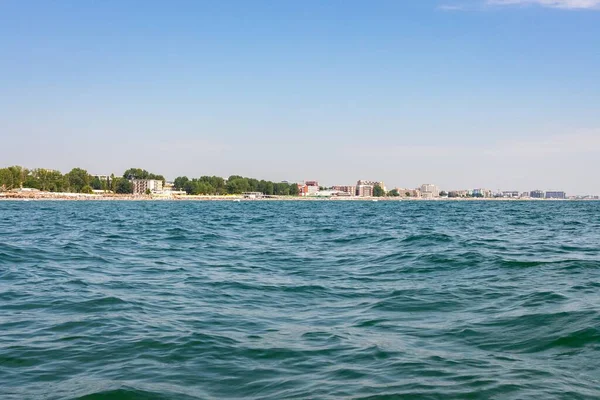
[
  {"x1": 132, "y1": 179, "x2": 163, "y2": 195},
  {"x1": 473, "y1": 188, "x2": 493, "y2": 198},
  {"x1": 357, "y1": 180, "x2": 386, "y2": 191},
  {"x1": 530, "y1": 190, "x2": 545, "y2": 199},
  {"x1": 420, "y1": 184, "x2": 440, "y2": 198},
  {"x1": 298, "y1": 181, "x2": 320, "y2": 196},
  {"x1": 356, "y1": 184, "x2": 374, "y2": 197},
  {"x1": 545, "y1": 191, "x2": 566, "y2": 199},
  {"x1": 332, "y1": 186, "x2": 356, "y2": 196}
]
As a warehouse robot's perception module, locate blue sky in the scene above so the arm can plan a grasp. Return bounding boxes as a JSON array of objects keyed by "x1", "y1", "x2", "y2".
[{"x1": 1, "y1": 0, "x2": 598, "y2": 193}]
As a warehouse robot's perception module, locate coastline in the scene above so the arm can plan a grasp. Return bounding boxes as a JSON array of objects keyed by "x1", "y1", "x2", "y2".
[{"x1": 0, "y1": 192, "x2": 591, "y2": 201}]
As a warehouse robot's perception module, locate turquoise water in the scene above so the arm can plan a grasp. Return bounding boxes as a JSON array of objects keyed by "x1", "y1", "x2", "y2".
[{"x1": 1, "y1": 201, "x2": 599, "y2": 399}]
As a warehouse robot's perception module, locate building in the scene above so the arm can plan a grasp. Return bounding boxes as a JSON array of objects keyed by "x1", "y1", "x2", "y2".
[
  {"x1": 332, "y1": 186, "x2": 356, "y2": 196},
  {"x1": 357, "y1": 180, "x2": 386, "y2": 192},
  {"x1": 132, "y1": 179, "x2": 163, "y2": 195},
  {"x1": 448, "y1": 190, "x2": 468, "y2": 198},
  {"x1": 530, "y1": 190, "x2": 545, "y2": 199},
  {"x1": 243, "y1": 192, "x2": 264, "y2": 199},
  {"x1": 473, "y1": 188, "x2": 493, "y2": 198},
  {"x1": 420, "y1": 184, "x2": 439, "y2": 198},
  {"x1": 297, "y1": 181, "x2": 320, "y2": 196},
  {"x1": 297, "y1": 183, "x2": 308, "y2": 196},
  {"x1": 159, "y1": 182, "x2": 187, "y2": 196},
  {"x1": 400, "y1": 188, "x2": 421, "y2": 198},
  {"x1": 356, "y1": 184, "x2": 374, "y2": 197},
  {"x1": 502, "y1": 191, "x2": 520, "y2": 198},
  {"x1": 545, "y1": 191, "x2": 566, "y2": 199}
]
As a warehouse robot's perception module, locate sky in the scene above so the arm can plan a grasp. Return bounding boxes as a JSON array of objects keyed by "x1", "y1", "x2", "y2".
[{"x1": 0, "y1": 0, "x2": 598, "y2": 194}]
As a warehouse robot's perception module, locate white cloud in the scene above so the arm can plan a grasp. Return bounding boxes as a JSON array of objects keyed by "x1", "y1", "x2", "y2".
[{"x1": 487, "y1": 0, "x2": 600, "y2": 9}]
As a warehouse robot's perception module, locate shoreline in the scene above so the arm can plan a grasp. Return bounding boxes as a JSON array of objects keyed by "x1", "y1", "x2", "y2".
[{"x1": 0, "y1": 192, "x2": 593, "y2": 202}]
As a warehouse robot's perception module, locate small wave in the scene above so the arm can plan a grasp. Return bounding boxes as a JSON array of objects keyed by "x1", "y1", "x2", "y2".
[{"x1": 72, "y1": 387, "x2": 199, "y2": 400}]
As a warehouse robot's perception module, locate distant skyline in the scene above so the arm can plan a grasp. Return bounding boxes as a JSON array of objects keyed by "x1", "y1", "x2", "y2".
[{"x1": 1, "y1": 1, "x2": 598, "y2": 194}]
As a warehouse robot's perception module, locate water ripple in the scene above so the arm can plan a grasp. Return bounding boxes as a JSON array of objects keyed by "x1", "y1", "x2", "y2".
[{"x1": 1, "y1": 200, "x2": 599, "y2": 399}]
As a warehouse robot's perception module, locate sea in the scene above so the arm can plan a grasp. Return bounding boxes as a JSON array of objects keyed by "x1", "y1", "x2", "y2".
[{"x1": 1, "y1": 200, "x2": 599, "y2": 399}]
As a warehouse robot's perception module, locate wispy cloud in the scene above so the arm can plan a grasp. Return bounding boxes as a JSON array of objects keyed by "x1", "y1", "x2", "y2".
[
  {"x1": 437, "y1": 4, "x2": 470, "y2": 11},
  {"x1": 487, "y1": 0, "x2": 600, "y2": 9}
]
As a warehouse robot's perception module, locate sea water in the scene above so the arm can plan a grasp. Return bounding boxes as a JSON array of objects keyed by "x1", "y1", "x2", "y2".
[{"x1": 1, "y1": 201, "x2": 599, "y2": 399}]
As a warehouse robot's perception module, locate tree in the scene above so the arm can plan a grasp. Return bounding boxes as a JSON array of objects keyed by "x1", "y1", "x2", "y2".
[
  {"x1": 262, "y1": 181, "x2": 274, "y2": 195},
  {"x1": 66, "y1": 168, "x2": 91, "y2": 193},
  {"x1": 110, "y1": 174, "x2": 117, "y2": 192},
  {"x1": 0, "y1": 168, "x2": 14, "y2": 191},
  {"x1": 22, "y1": 174, "x2": 40, "y2": 189},
  {"x1": 115, "y1": 178, "x2": 133, "y2": 194},
  {"x1": 1, "y1": 166, "x2": 27, "y2": 189},
  {"x1": 439, "y1": 191, "x2": 448, "y2": 197},
  {"x1": 373, "y1": 184, "x2": 385, "y2": 197},
  {"x1": 174, "y1": 176, "x2": 189, "y2": 190},
  {"x1": 81, "y1": 185, "x2": 93, "y2": 194},
  {"x1": 91, "y1": 176, "x2": 103, "y2": 190},
  {"x1": 405, "y1": 192, "x2": 411, "y2": 197},
  {"x1": 123, "y1": 168, "x2": 165, "y2": 184},
  {"x1": 145, "y1": 188, "x2": 151, "y2": 195},
  {"x1": 388, "y1": 189, "x2": 400, "y2": 197},
  {"x1": 29, "y1": 168, "x2": 64, "y2": 192}
]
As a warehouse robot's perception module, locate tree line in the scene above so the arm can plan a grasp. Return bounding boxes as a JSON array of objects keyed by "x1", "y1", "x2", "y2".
[
  {"x1": 173, "y1": 175, "x2": 300, "y2": 196},
  {"x1": 0, "y1": 166, "x2": 164, "y2": 194},
  {"x1": 0, "y1": 166, "x2": 301, "y2": 196}
]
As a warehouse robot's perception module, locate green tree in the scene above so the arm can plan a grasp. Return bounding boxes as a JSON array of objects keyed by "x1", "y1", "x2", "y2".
[
  {"x1": 145, "y1": 188, "x2": 151, "y2": 195},
  {"x1": 115, "y1": 178, "x2": 133, "y2": 194},
  {"x1": 66, "y1": 168, "x2": 91, "y2": 193},
  {"x1": 3, "y1": 166, "x2": 27, "y2": 189},
  {"x1": 22, "y1": 174, "x2": 40, "y2": 189},
  {"x1": 405, "y1": 192, "x2": 411, "y2": 197},
  {"x1": 81, "y1": 185, "x2": 93, "y2": 194},
  {"x1": 183, "y1": 180, "x2": 197, "y2": 195},
  {"x1": 388, "y1": 189, "x2": 400, "y2": 197},
  {"x1": 0, "y1": 168, "x2": 14, "y2": 190},
  {"x1": 227, "y1": 177, "x2": 250, "y2": 194},
  {"x1": 123, "y1": 168, "x2": 165, "y2": 184},
  {"x1": 373, "y1": 184, "x2": 385, "y2": 197},
  {"x1": 439, "y1": 191, "x2": 448, "y2": 197},
  {"x1": 110, "y1": 174, "x2": 117, "y2": 192},
  {"x1": 174, "y1": 176, "x2": 189, "y2": 190},
  {"x1": 30, "y1": 169, "x2": 63, "y2": 192},
  {"x1": 91, "y1": 176, "x2": 103, "y2": 190}
]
